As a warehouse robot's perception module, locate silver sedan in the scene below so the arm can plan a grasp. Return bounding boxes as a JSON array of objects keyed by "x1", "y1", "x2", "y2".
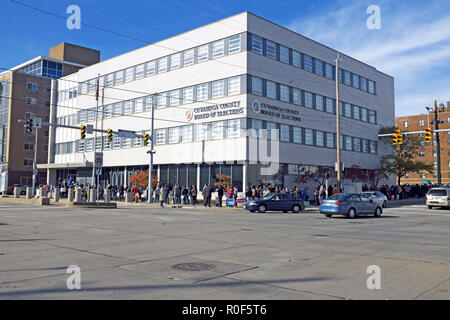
[{"x1": 362, "y1": 191, "x2": 388, "y2": 208}]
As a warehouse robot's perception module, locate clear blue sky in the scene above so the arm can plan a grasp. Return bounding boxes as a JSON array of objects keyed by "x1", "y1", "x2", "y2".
[{"x1": 2, "y1": 0, "x2": 450, "y2": 116}]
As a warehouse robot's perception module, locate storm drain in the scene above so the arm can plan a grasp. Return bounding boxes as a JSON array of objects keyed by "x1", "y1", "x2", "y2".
[{"x1": 172, "y1": 262, "x2": 217, "y2": 272}]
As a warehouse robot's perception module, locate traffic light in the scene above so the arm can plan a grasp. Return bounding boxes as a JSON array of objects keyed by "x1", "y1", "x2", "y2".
[
  {"x1": 392, "y1": 130, "x2": 399, "y2": 145},
  {"x1": 25, "y1": 118, "x2": 33, "y2": 135},
  {"x1": 425, "y1": 128, "x2": 432, "y2": 143},
  {"x1": 397, "y1": 131, "x2": 403, "y2": 145},
  {"x1": 80, "y1": 125, "x2": 86, "y2": 140},
  {"x1": 107, "y1": 129, "x2": 113, "y2": 143},
  {"x1": 143, "y1": 133, "x2": 149, "y2": 146}
]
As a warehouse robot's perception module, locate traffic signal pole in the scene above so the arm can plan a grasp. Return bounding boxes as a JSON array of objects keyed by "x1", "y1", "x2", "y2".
[
  {"x1": 434, "y1": 100, "x2": 442, "y2": 185},
  {"x1": 147, "y1": 93, "x2": 156, "y2": 204},
  {"x1": 31, "y1": 127, "x2": 39, "y2": 197},
  {"x1": 335, "y1": 53, "x2": 342, "y2": 192}
]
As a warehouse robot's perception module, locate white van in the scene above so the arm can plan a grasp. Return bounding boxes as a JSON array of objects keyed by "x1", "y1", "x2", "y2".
[{"x1": 426, "y1": 188, "x2": 450, "y2": 209}]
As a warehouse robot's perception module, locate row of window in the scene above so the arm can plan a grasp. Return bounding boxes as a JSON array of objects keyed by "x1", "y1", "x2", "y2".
[
  {"x1": 18, "y1": 60, "x2": 64, "y2": 79},
  {"x1": 59, "y1": 34, "x2": 243, "y2": 102},
  {"x1": 249, "y1": 119, "x2": 378, "y2": 154},
  {"x1": 249, "y1": 33, "x2": 376, "y2": 95},
  {"x1": 75, "y1": 75, "x2": 243, "y2": 124},
  {"x1": 250, "y1": 75, "x2": 377, "y2": 124}
]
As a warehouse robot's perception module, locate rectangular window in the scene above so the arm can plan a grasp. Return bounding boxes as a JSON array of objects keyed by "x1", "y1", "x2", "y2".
[
  {"x1": 251, "y1": 76, "x2": 263, "y2": 96},
  {"x1": 78, "y1": 140, "x2": 85, "y2": 152},
  {"x1": 134, "y1": 98, "x2": 143, "y2": 113},
  {"x1": 124, "y1": 67, "x2": 134, "y2": 82},
  {"x1": 305, "y1": 129, "x2": 313, "y2": 145},
  {"x1": 88, "y1": 79, "x2": 96, "y2": 92},
  {"x1": 79, "y1": 110, "x2": 87, "y2": 123},
  {"x1": 212, "y1": 80, "x2": 224, "y2": 98},
  {"x1": 228, "y1": 34, "x2": 241, "y2": 54},
  {"x1": 114, "y1": 70, "x2": 123, "y2": 85},
  {"x1": 252, "y1": 119, "x2": 262, "y2": 137},
  {"x1": 113, "y1": 136, "x2": 121, "y2": 149},
  {"x1": 292, "y1": 51, "x2": 301, "y2": 67},
  {"x1": 26, "y1": 97, "x2": 37, "y2": 105},
  {"x1": 212, "y1": 40, "x2": 225, "y2": 58},
  {"x1": 345, "y1": 136, "x2": 353, "y2": 151},
  {"x1": 104, "y1": 105, "x2": 113, "y2": 118},
  {"x1": 293, "y1": 88, "x2": 301, "y2": 105},
  {"x1": 266, "y1": 81, "x2": 276, "y2": 99},
  {"x1": 305, "y1": 92, "x2": 313, "y2": 108},
  {"x1": 344, "y1": 70, "x2": 351, "y2": 85},
  {"x1": 145, "y1": 96, "x2": 153, "y2": 111},
  {"x1": 227, "y1": 119, "x2": 240, "y2": 138},
  {"x1": 280, "y1": 45, "x2": 289, "y2": 63},
  {"x1": 293, "y1": 127, "x2": 302, "y2": 143},
  {"x1": 106, "y1": 73, "x2": 114, "y2": 87},
  {"x1": 170, "y1": 53, "x2": 181, "y2": 70},
  {"x1": 181, "y1": 125, "x2": 193, "y2": 142},
  {"x1": 113, "y1": 102, "x2": 122, "y2": 116},
  {"x1": 26, "y1": 82, "x2": 38, "y2": 91},
  {"x1": 360, "y1": 77, "x2": 367, "y2": 91},
  {"x1": 157, "y1": 92, "x2": 167, "y2": 108},
  {"x1": 345, "y1": 103, "x2": 352, "y2": 118},
  {"x1": 87, "y1": 108, "x2": 95, "y2": 122},
  {"x1": 419, "y1": 119, "x2": 425, "y2": 126},
  {"x1": 183, "y1": 87, "x2": 194, "y2": 104},
  {"x1": 197, "y1": 83, "x2": 208, "y2": 101},
  {"x1": 123, "y1": 101, "x2": 132, "y2": 115},
  {"x1": 267, "y1": 122, "x2": 278, "y2": 140},
  {"x1": 197, "y1": 45, "x2": 209, "y2": 62},
  {"x1": 122, "y1": 137, "x2": 132, "y2": 148},
  {"x1": 86, "y1": 138, "x2": 94, "y2": 151},
  {"x1": 195, "y1": 123, "x2": 208, "y2": 141},
  {"x1": 227, "y1": 76, "x2": 241, "y2": 95},
  {"x1": 156, "y1": 129, "x2": 166, "y2": 145},
  {"x1": 326, "y1": 133, "x2": 335, "y2": 148},
  {"x1": 353, "y1": 137, "x2": 361, "y2": 152},
  {"x1": 370, "y1": 141, "x2": 377, "y2": 154},
  {"x1": 315, "y1": 95, "x2": 324, "y2": 111},
  {"x1": 325, "y1": 63, "x2": 334, "y2": 79},
  {"x1": 316, "y1": 131, "x2": 324, "y2": 147},
  {"x1": 280, "y1": 124, "x2": 290, "y2": 142},
  {"x1": 135, "y1": 64, "x2": 144, "y2": 80},
  {"x1": 353, "y1": 105, "x2": 360, "y2": 120},
  {"x1": 304, "y1": 55, "x2": 313, "y2": 72},
  {"x1": 158, "y1": 57, "x2": 168, "y2": 73},
  {"x1": 168, "y1": 127, "x2": 179, "y2": 144},
  {"x1": 361, "y1": 108, "x2": 367, "y2": 122},
  {"x1": 280, "y1": 84, "x2": 289, "y2": 102},
  {"x1": 265, "y1": 40, "x2": 276, "y2": 59},
  {"x1": 368, "y1": 80, "x2": 375, "y2": 94},
  {"x1": 183, "y1": 49, "x2": 194, "y2": 66},
  {"x1": 252, "y1": 35, "x2": 263, "y2": 54},
  {"x1": 146, "y1": 60, "x2": 156, "y2": 76},
  {"x1": 362, "y1": 139, "x2": 369, "y2": 153},
  {"x1": 169, "y1": 90, "x2": 180, "y2": 106},
  {"x1": 211, "y1": 121, "x2": 224, "y2": 139},
  {"x1": 352, "y1": 74, "x2": 359, "y2": 89},
  {"x1": 134, "y1": 136, "x2": 143, "y2": 148},
  {"x1": 369, "y1": 110, "x2": 376, "y2": 124},
  {"x1": 314, "y1": 59, "x2": 324, "y2": 76}
]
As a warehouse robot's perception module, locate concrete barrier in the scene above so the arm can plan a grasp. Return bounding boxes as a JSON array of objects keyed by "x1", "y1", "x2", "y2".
[
  {"x1": 75, "y1": 188, "x2": 82, "y2": 202},
  {"x1": 68, "y1": 188, "x2": 74, "y2": 202},
  {"x1": 14, "y1": 187, "x2": 20, "y2": 198},
  {"x1": 125, "y1": 192, "x2": 133, "y2": 203},
  {"x1": 54, "y1": 188, "x2": 60, "y2": 202},
  {"x1": 26, "y1": 187, "x2": 32, "y2": 199},
  {"x1": 105, "y1": 189, "x2": 111, "y2": 203},
  {"x1": 89, "y1": 189, "x2": 96, "y2": 203}
]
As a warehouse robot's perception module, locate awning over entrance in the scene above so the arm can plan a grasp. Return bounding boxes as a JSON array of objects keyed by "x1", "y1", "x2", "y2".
[{"x1": 37, "y1": 162, "x2": 93, "y2": 169}]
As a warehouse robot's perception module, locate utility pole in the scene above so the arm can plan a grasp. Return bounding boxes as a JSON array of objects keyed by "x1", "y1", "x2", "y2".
[
  {"x1": 335, "y1": 53, "x2": 342, "y2": 192},
  {"x1": 92, "y1": 75, "x2": 100, "y2": 199},
  {"x1": 433, "y1": 100, "x2": 443, "y2": 185},
  {"x1": 147, "y1": 93, "x2": 156, "y2": 204},
  {"x1": 32, "y1": 126, "x2": 39, "y2": 196}
]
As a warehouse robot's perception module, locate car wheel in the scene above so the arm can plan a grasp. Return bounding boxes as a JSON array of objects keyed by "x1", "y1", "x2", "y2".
[
  {"x1": 257, "y1": 204, "x2": 267, "y2": 213},
  {"x1": 428, "y1": 206, "x2": 433, "y2": 210},
  {"x1": 347, "y1": 208, "x2": 356, "y2": 219},
  {"x1": 383, "y1": 201, "x2": 387, "y2": 208},
  {"x1": 292, "y1": 205, "x2": 301, "y2": 213},
  {"x1": 249, "y1": 210, "x2": 255, "y2": 213},
  {"x1": 374, "y1": 207, "x2": 382, "y2": 217},
  {"x1": 325, "y1": 214, "x2": 332, "y2": 218}
]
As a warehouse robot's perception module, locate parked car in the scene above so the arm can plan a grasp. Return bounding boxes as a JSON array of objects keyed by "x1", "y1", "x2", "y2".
[
  {"x1": 320, "y1": 193, "x2": 382, "y2": 218},
  {"x1": 362, "y1": 191, "x2": 388, "y2": 208},
  {"x1": 426, "y1": 188, "x2": 450, "y2": 209},
  {"x1": 243, "y1": 193, "x2": 305, "y2": 213},
  {"x1": 6, "y1": 185, "x2": 27, "y2": 195}
]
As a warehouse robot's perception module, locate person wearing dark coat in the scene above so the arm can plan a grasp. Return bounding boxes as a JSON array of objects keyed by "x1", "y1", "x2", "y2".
[
  {"x1": 216, "y1": 184, "x2": 224, "y2": 207},
  {"x1": 203, "y1": 184, "x2": 213, "y2": 207}
]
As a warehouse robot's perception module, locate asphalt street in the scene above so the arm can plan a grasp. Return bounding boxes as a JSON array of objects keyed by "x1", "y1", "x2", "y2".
[{"x1": 0, "y1": 201, "x2": 448, "y2": 300}]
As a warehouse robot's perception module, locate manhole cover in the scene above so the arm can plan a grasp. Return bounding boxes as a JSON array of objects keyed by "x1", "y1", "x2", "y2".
[{"x1": 172, "y1": 262, "x2": 216, "y2": 272}]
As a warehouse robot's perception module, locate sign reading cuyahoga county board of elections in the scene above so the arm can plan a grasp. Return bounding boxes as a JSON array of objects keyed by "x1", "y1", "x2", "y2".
[
  {"x1": 187, "y1": 101, "x2": 244, "y2": 121},
  {"x1": 251, "y1": 99, "x2": 302, "y2": 122}
]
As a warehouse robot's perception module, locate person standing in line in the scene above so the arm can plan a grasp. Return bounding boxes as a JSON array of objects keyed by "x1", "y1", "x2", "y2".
[
  {"x1": 217, "y1": 184, "x2": 224, "y2": 207},
  {"x1": 191, "y1": 185, "x2": 197, "y2": 205},
  {"x1": 233, "y1": 185, "x2": 239, "y2": 207},
  {"x1": 159, "y1": 185, "x2": 165, "y2": 207},
  {"x1": 204, "y1": 184, "x2": 213, "y2": 207}
]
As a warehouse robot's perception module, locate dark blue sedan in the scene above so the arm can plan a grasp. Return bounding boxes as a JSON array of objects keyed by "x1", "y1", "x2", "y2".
[
  {"x1": 320, "y1": 193, "x2": 382, "y2": 218},
  {"x1": 243, "y1": 193, "x2": 305, "y2": 213}
]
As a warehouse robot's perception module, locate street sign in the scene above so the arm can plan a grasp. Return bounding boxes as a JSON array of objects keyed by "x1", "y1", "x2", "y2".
[
  {"x1": 33, "y1": 117, "x2": 42, "y2": 129},
  {"x1": 118, "y1": 129, "x2": 136, "y2": 139},
  {"x1": 96, "y1": 167, "x2": 102, "y2": 175},
  {"x1": 86, "y1": 124, "x2": 94, "y2": 134},
  {"x1": 94, "y1": 152, "x2": 103, "y2": 169}
]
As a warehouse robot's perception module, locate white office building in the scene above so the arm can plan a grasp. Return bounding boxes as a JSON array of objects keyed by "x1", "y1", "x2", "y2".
[{"x1": 41, "y1": 12, "x2": 395, "y2": 190}]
